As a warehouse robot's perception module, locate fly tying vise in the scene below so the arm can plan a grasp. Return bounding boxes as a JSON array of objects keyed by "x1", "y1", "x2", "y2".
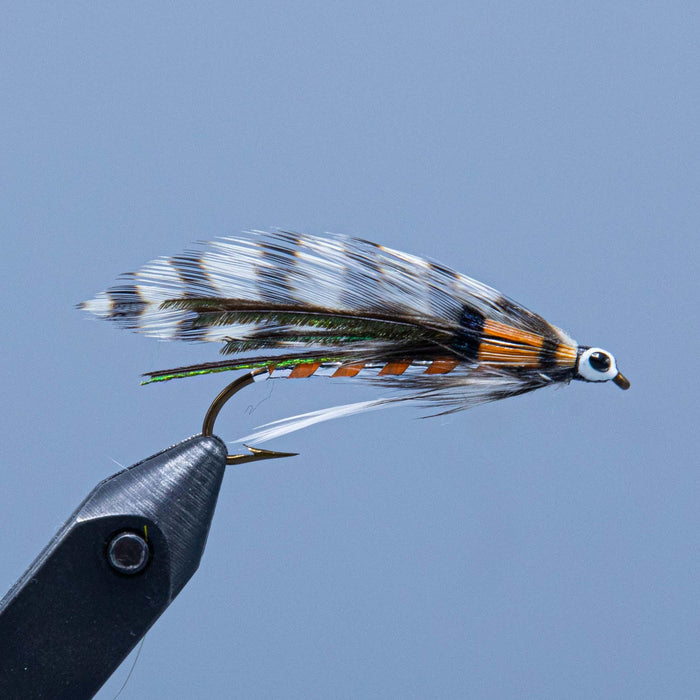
[{"x1": 80, "y1": 231, "x2": 629, "y2": 452}]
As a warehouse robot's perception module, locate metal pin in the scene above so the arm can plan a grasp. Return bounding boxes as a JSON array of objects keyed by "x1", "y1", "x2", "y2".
[{"x1": 107, "y1": 531, "x2": 150, "y2": 575}]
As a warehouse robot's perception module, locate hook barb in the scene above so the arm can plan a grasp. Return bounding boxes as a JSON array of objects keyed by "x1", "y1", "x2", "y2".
[
  {"x1": 201, "y1": 368, "x2": 298, "y2": 465},
  {"x1": 227, "y1": 444, "x2": 299, "y2": 465}
]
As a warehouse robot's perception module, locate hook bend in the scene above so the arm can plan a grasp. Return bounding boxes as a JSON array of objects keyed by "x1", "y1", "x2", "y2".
[{"x1": 202, "y1": 368, "x2": 298, "y2": 465}]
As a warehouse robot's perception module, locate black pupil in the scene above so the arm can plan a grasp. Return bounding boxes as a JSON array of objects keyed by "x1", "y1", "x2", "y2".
[{"x1": 589, "y1": 352, "x2": 611, "y2": 372}]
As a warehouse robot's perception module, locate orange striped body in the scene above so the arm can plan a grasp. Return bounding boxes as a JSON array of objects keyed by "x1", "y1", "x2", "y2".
[{"x1": 272, "y1": 357, "x2": 462, "y2": 379}]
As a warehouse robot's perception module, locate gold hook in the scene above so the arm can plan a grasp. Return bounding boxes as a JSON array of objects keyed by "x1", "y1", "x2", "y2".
[{"x1": 202, "y1": 368, "x2": 298, "y2": 465}]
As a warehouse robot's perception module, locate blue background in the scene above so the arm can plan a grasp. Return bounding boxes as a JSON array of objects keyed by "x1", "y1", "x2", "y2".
[{"x1": 2, "y1": 3, "x2": 698, "y2": 698}]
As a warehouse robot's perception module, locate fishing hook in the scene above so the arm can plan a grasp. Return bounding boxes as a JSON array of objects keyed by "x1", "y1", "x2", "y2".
[{"x1": 202, "y1": 368, "x2": 298, "y2": 465}]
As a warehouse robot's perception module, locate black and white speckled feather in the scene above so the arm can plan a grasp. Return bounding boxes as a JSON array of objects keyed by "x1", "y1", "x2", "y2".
[{"x1": 81, "y1": 230, "x2": 574, "y2": 354}]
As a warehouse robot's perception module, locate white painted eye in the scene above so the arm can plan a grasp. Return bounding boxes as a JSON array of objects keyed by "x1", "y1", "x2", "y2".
[{"x1": 578, "y1": 347, "x2": 618, "y2": 382}]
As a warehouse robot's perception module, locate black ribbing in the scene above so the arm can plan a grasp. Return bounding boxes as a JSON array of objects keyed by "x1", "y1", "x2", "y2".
[
  {"x1": 452, "y1": 304, "x2": 485, "y2": 361},
  {"x1": 538, "y1": 333, "x2": 559, "y2": 372}
]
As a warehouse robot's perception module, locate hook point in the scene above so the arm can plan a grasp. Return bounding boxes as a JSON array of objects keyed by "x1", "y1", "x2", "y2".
[{"x1": 226, "y1": 445, "x2": 298, "y2": 465}]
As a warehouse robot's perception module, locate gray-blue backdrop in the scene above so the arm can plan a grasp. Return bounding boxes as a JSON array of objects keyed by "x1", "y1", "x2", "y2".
[{"x1": 2, "y1": 3, "x2": 698, "y2": 698}]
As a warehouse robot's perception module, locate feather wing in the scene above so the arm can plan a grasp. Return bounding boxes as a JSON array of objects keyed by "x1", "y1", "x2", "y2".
[
  {"x1": 81, "y1": 230, "x2": 571, "y2": 352},
  {"x1": 81, "y1": 231, "x2": 574, "y2": 418}
]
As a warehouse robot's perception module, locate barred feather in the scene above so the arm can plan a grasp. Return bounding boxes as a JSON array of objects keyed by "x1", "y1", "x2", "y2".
[
  {"x1": 81, "y1": 231, "x2": 570, "y2": 340},
  {"x1": 79, "y1": 230, "x2": 615, "y2": 437}
]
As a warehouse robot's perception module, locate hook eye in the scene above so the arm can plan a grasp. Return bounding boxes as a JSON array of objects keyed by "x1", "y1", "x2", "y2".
[{"x1": 612, "y1": 371, "x2": 630, "y2": 390}]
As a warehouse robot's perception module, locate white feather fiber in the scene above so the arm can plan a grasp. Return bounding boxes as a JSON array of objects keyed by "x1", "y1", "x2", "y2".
[{"x1": 234, "y1": 397, "x2": 398, "y2": 444}]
